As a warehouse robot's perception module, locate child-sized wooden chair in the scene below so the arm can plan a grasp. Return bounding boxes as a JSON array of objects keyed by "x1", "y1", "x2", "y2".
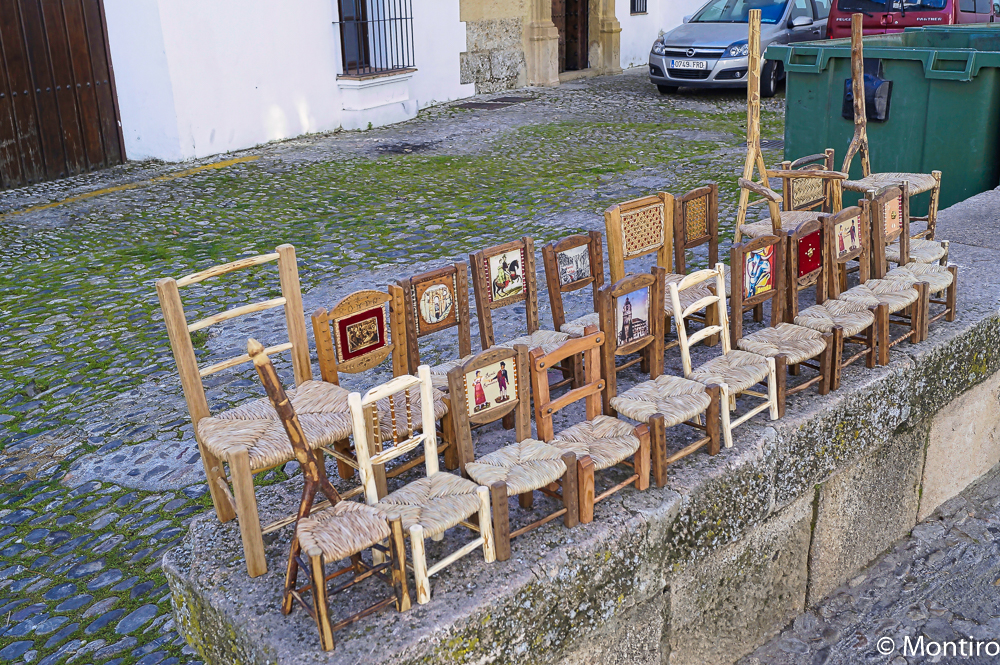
[
  {"x1": 312, "y1": 288, "x2": 456, "y2": 493},
  {"x1": 828, "y1": 203, "x2": 927, "y2": 366},
  {"x1": 396, "y1": 261, "x2": 477, "y2": 392},
  {"x1": 842, "y1": 13, "x2": 942, "y2": 241},
  {"x1": 670, "y1": 265, "x2": 781, "y2": 449},
  {"x1": 530, "y1": 328, "x2": 651, "y2": 523},
  {"x1": 541, "y1": 231, "x2": 605, "y2": 338},
  {"x1": 349, "y1": 367, "x2": 495, "y2": 605},
  {"x1": 784, "y1": 219, "x2": 876, "y2": 391},
  {"x1": 156, "y1": 244, "x2": 353, "y2": 577},
  {"x1": 248, "y1": 339, "x2": 410, "y2": 652},
  {"x1": 448, "y1": 345, "x2": 579, "y2": 561},
  {"x1": 730, "y1": 234, "x2": 833, "y2": 410}
]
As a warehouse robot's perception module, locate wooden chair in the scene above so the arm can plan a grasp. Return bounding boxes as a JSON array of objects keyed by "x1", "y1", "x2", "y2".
[
  {"x1": 669, "y1": 265, "x2": 781, "y2": 449},
  {"x1": 156, "y1": 244, "x2": 352, "y2": 578},
  {"x1": 530, "y1": 328, "x2": 651, "y2": 524},
  {"x1": 541, "y1": 231, "x2": 605, "y2": 338},
  {"x1": 349, "y1": 367, "x2": 495, "y2": 604},
  {"x1": 448, "y1": 345, "x2": 579, "y2": 561},
  {"x1": 828, "y1": 203, "x2": 928, "y2": 366},
  {"x1": 786, "y1": 220, "x2": 876, "y2": 391},
  {"x1": 395, "y1": 261, "x2": 476, "y2": 393},
  {"x1": 842, "y1": 13, "x2": 942, "y2": 241},
  {"x1": 248, "y1": 339, "x2": 410, "y2": 652},
  {"x1": 312, "y1": 288, "x2": 457, "y2": 491}
]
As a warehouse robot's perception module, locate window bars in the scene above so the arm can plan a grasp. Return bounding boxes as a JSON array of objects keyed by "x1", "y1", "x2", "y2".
[
  {"x1": 337, "y1": 0, "x2": 415, "y2": 77},
  {"x1": 631, "y1": 0, "x2": 648, "y2": 14}
]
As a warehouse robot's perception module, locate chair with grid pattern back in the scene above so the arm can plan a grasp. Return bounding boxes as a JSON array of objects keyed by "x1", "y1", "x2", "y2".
[
  {"x1": 247, "y1": 338, "x2": 410, "y2": 652},
  {"x1": 156, "y1": 245, "x2": 353, "y2": 577},
  {"x1": 312, "y1": 287, "x2": 456, "y2": 494}
]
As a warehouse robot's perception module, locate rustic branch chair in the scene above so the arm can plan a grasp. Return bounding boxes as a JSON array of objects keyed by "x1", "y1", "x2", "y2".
[
  {"x1": 842, "y1": 13, "x2": 942, "y2": 241},
  {"x1": 784, "y1": 219, "x2": 876, "y2": 391},
  {"x1": 396, "y1": 261, "x2": 476, "y2": 393},
  {"x1": 312, "y1": 288, "x2": 457, "y2": 493},
  {"x1": 730, "y1": 234, "x2": 833, "y2": 412},
  {"x1": 541, "y1": 231, "x2": 605, "y2": 339},
  {"x1": 156, "y1": 244, "x2": 353, "y2": 578},
  {"x1": 448, "y1": 345, "x2": 579, "y2": 562},
  {"x1": 669, "y1": 265, "x2": 781, "y2": 449},
  {"x1": 828, "y1": 203, "x2": 928, "y2": 366},
  {"x1": 470, "y1": 237, "x2": 574, "y2": 388},
  {"x1": 348, "y1": 367, "x2": 496, "y2": 605},
  {"x1": 530, "y1": 328, "x2": 651, "y2": 524},
  {"x1": 248, "y1": 339, "x2": 410, "y2": 652}
]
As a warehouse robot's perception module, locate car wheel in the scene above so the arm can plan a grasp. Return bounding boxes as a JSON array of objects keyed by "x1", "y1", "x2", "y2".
[
  {"x1": 760, "y1": 61, "x2": 780, "y2": 98},
  {"x1": 657, "y1": 84, "x2": 679, "y2": 95}
]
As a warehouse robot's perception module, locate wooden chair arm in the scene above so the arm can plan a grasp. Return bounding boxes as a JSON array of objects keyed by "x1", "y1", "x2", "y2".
[
  {"x1": 765, "y1": 169, "x2": 850, "y2": 180},
  {"x1": 738, "y1": 178, "x2": 782, "y2": 203}
]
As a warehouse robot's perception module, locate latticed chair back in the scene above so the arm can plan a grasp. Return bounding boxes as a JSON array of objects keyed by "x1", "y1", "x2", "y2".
[
  {"x1": 673, "y1": 184, "x2": 719, "y2": 275},
  {"x1": 783, "y1": 218, "x2": 826, "y2": 323},
  {"x1": 541, "y1": 231, "x2": 605, "y2": 336},
  {"x1": 668, "y1": 266, "x2": 731, "y2": 378},
  {"x1": 469, "y1": 237, "x2": 542, "y2": 348},
  {"x1": 729, "y1": 234, "x2": 786, "y2": 346},
  {"x1": 313, "y1": 289, "x2": 407, "y2": 384},
  {"x1": 598, "y1": 267, "x2": 665, "y2": 414},
  {"x1": 781, "y1": 150, "x2": 839, "y2": 214},
  {"x1": 396, "y1": 261, "x2": 475, "y2": 376},
  {"x1": 867, "y1": 184, "x2": 909, "y2": 279},
  {"x1": 822, "y1": 204, "x2": 871, "y2": 301},
  {"x1": 604, "y1": 192, "x2": 674, "y2": 283}
]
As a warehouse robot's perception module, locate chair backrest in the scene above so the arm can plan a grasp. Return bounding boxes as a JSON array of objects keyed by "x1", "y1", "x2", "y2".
[
  {"x1": 541, "y1": 231, "x2": 605, "y2": 332},
  {"x1": 673, "y1": 184, "x2": 719, "y2": 274},
  {"x1": 447, "y1": 345, "x2": 531, "y2": 476},
  {"x1": 822, "y1": 203, "x2": 871, "y2": 300},
  {"x1": 348, "y1": 367, "x2": 438, "y2": 505},
  {"x1": 729, "y1": 234, "x2": 786, "y2": 345},
  {"x1": 469, "y1": 237, "x2": 541, "y2": 349},
  {"x1": 842, "y1": 13, "x2": 871, "y2": 178},
  {"x1": 249, "y1": 338, "x2": 342, "y2": 512},
  {"x1": 604, "y1": 192, "x2": 674, "y2": 283},
  {"x1": 396, "y1": 262, "x2": 474, "y2": 374},
  {"x1": 598, "y1": 267, "x2": 665, "y2": 411},
  {"x1": 783, "y1": 218, "x2": 826, "y2": 322},
  {"x1": 668, "y1": 265, "x2": 730, "y2": 378},
  {"x1": 867, "y1": 183, "x2": 909, "y2": 278},
  {"x1": 530, "y1": 328, "x2": 604, "y2": 442},
  {"x1": 313, "y1": 288, "x2": 407, "y2": 385},
  {"x1": 780, "y1": 150, "x2": 838, "y2": 213},
  {"x1": 156, "y1": 244, "x2": 312, "y2": 431}
]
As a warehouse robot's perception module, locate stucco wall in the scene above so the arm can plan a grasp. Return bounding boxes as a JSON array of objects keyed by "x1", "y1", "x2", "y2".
[{"x1": 617, "y1": 0, "x2": 687, "y2": 70}]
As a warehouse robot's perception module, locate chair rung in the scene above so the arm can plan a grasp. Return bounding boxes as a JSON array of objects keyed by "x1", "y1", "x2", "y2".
[
  {"x1": 200, "y1": 342, "x2": 292, "y2": 377},
  {"x1": 188, "y1": 297, "x2": 287, "y2": 332}
]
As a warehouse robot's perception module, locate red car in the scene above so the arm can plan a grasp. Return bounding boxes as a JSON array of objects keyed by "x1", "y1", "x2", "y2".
[{"x1": 827, "y1": 0, "x2": 997, "y2": 39}]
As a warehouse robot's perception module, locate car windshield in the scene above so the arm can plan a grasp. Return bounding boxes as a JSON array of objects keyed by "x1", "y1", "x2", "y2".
[
  {"x1": 691, "y1": 0, "x2": 790, "y2": 24},
  {"x1": 835, "y1": 0, "x2": 889, "y2": 11},
  {"x1": 893, "y1": 0, "x2": 949, "y2": 10}
]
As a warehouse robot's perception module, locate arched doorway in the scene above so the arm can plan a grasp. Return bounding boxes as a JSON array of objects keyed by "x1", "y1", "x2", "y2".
[{"x1": 551, "y1": 0, "x2": 588, "y2": 72}]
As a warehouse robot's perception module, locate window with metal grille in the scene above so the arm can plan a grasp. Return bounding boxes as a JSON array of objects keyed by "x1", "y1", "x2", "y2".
[
  {"x1": 337, "y1": 0, "x2": 415, "y2": 76},
  {"x1": 630, "y1": 0, "x2": 648, "y2": 14}
]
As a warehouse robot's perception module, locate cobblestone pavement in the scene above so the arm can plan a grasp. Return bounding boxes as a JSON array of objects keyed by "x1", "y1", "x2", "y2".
[
  {"x1": 744, "y1": 466, "x2": 1000, "y2": 665},
  {"x1": 0, "y1": 67, "x2": 787, "y2": 664}
]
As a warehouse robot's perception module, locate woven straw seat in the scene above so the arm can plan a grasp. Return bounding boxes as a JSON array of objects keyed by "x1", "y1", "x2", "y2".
[
  {"x1": 549, "y1": 415, "x2": 642, "y2": 471},
  {"x1": 465, "y1": 440, "x2": 568, "y2": 496},
  {"x1": 844, "y1": 172, "x2": 937, "y2": 195},
  {"x1": 736, "y1": 322, "x2": 828, "y2": 365},
  {"x1": 739, "y1": 211, "x2": 818, "y2": 240},
  {"x1": 610, "y1": 374, "x2": 712, "y2": 428},
  {"x1": 839, "y1": 279, "x2": 919, "y2": 314},
  {"x1": 560, "y1": 312, "x2": 601, "y2": 338},
  {"x1": 795, "y1": 299, "x2": 875, "y2": 337},
  {"x1": 428, "y1": 354, "x2": 476, "y2": 391},
  {"x1": 199, "y1": 380, "x2": 353, "y2": 471},
  {"x1": 885, "y1": 263, "x2": 954, "y2": 295},
  {"x1": 500, "y1": 329, "x2": 571, "y2": 355},
  {"x1": 375, "y1": 473, "x2": 482, "y2": 538},
  {"x1": 689, "y1": 350, "x2": 770, "y2": 394},
  {"x1": 886, "y1": 238, "x2": 946, "y2": 265},
  {"x1": 296, "y1": 500, "x2": 390, "y2": 562},
  {"x1": 372, "y1": 387, "x2": 449, "y2": 443}
]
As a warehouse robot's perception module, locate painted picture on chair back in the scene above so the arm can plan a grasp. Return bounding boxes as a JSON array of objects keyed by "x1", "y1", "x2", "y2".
[
  {"x1": 743, "y1": 245, "x2": 775, "y2": 298},
  {"x1": 884, "y1": 195, "x2": 902, "y2": 235},
  {"x1": 336, "y1": 305, "x2": 388, "y2": 362},
  {"x1": 463, "y1": 359, "x2": 516, "y2": 416},
  {"x1": 556, "y1": 245, "x2": 591, "y2": 285},
  {"x1": 414, "y1": 274, "x2": 457, "y2": 335},
  {"x1": 487, "y1": 249, "x2": 525, "y2": 302},
  {"x1": 798, "y1": 230, "x2": 822, "y2": 278},
  {"x1": 615, "y1": 288, "x2": 650, "y2": 345},
  {"x1": 835, "y1": 216, "x2": 862, "y2": 258}
]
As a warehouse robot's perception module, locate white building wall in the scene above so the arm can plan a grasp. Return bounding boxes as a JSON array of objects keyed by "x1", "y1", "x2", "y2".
[{"x1": 617, "y1": 0, "x2": 688, "y2": 70}]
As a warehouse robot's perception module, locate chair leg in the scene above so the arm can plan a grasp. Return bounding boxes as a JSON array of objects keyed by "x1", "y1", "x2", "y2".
[
  {"x1": 283, "y1": 538, "x2": 300, "y2": 615},
  {"x1": 635, "y1": 426, "x2": 651, "y2": 491},
  {"x1": 230, "y1": 448, "x2": 267, "y2": 578},
  {"x1": 577, "y1": 456, "x2": 595, "y2": 524},
  {"x1": 768, "y1": 356, "x2": 783, "y2": 420},
  {"x1": 200, "y1": 446, "x2": 235, "y2": 523},
  {"x1": 410, "y1": 525, "x2": 430, "y2": 605},
  {"x1": 560, "y1": 452, "x2": 579, "y2": 528},
  {"x1": 832, "y1": 326, "x2": 844, "y2": 392},
  {"x1": 387, "y1": 516, "x2": 412, "y2": 612},
  {"x1": 720, "y1": 383, "x2": 734, "y2": 449},
  {"x1": 876, "y1": 303, "x2": 890, "y2": 366},
  {"x1": 705, "y1": 384, "x2": 721, "y2": 456},
  {"x1": 927, "y1": 171, "x2": 941, "y2": 241},
  {"x1": 489, "y1": 482, "x2": 511, "y2": 562},
  {"x1": 476, "y1": 486, "x2": 496, "y2": 563},
  {"x1": 441, "y1": 415, "x2": 459, "y2": 471},
  {"x1": 818, "y1": 333, "x2": 833, "y2": 396},
  {"x1": 649, "y1": 414, "x2": 667, "y2": 488},
  {"x1": 333, "y1": 438, "x2": 354, "y2": 480},
  {"x1": 308, "y1": 549, "x2": 335, "y2": 651},
  {"x1": 913, "y1": 282, "x2": 929, "y2": 344},
  {"x1": 946, "y1": 266, "x2": 957, "y2": 322},
  {"x1": 518, "y1": 490, "x2": 534, "y2": 510}
]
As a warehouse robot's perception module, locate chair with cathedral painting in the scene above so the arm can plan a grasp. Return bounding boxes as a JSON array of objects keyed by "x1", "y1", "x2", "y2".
[
  {"x1": 312, "y1": 287, "x2": 456, "y2": 494},
  {"x1": 470, "y1": 237, "x2": 575, "y2": 389},
  {"x1": 395, "y1": 261, "x2": 477, "y2": 393}
]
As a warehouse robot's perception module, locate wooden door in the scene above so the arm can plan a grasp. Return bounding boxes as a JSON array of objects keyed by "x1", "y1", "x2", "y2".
[
  {"x1": 0, "y1": 0, "x2": 124, "y2": 189},
  {"x1": 552, "y1": 0, "x2": 567, "y2": 73},
  {"x1": 564, "y1": 0, "x2": 588, "y2": 71}
]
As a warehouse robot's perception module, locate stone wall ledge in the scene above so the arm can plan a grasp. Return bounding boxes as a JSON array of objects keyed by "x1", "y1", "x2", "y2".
[{"x1": 164, "y1": 189, "x2": 1000, "y2": 665}]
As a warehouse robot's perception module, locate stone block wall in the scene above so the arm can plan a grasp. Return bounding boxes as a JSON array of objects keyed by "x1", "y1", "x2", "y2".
[{"x1": 460, "y1": 18, "x2": 528, "y2": 93}]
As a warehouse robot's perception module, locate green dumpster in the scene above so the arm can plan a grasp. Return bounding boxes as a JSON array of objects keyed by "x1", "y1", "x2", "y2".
[{"x1": 766, "y1": 27, "x2": 1000, "y2": 214}]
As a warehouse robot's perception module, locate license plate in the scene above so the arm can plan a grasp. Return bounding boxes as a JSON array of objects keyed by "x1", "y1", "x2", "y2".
[{"x1": 670, "y1": 59, "x2": 707, "y2": 70}]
